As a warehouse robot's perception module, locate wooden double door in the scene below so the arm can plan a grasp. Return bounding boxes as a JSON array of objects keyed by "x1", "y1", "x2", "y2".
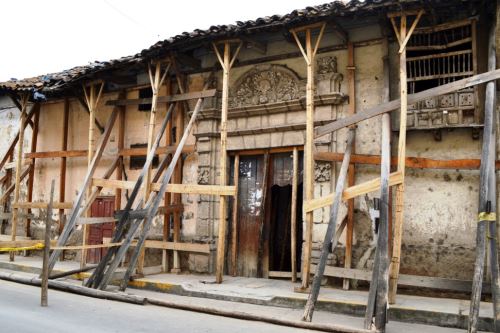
[
  {"x1": 86, "y1": 196, "x2": 115, "y2": 264},
  {"x1": 232, "y1": 152, "x2": 303, "y2": 278}
]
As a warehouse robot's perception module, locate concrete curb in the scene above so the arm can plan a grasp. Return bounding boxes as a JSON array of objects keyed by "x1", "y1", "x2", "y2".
[{"x1": 0, "y1": 260, "x2": 492, "y2": 331}]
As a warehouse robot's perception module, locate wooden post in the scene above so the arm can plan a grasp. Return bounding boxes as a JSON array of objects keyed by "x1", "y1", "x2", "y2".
[
  {"x1": 59, "y1": 99, "x2": 69, "y2": 241},
  {"x1": 138, "y1": 61, "x2": 170, "y2": 275},
  {"x1": 231, "y1": 153, "x2": 240, "y2": 276},
  {"x1": 469, "y1": 18, "x2": 499, "y2": 333},
  {"x1": 388, "y1": 11, "x2": 423, "y2": 304},
  {"x1": 115, "y1": 97, "x2": 125, "y2": 212},
  {"x1": 163, "y1": 79, "x2": 172, "y2": 272},
  {"x1": 27, "y1": 104, "x2": 40, "y2": 238},
  {"x1": 10, "y1": 93, "x2": 30, "y2": 262},
  {"x1": 344, "y1": 41, "x2": 356, "y2": 290},
  {"x1": 291, "y1": 147, "x2": 299, "y2": 282},
  {"x1": 213, "y1": 40, "x2": 242, "y2": 283},
  {"x1": 302, "y1": 129, "x2": 355, "y2": 322},
  {"x1": 41, "y1": 179, "x2": 55, "y2": 307},
  {"x1": 290, "y1": 22, "x2": 326, "y2": 290}
]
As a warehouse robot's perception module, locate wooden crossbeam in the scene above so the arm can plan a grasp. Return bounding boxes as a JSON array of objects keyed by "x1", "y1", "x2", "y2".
[
  {"x1": 12, "y1": 202, "x2": 73, "y2": 210},
  {"x1": 91, "y1": 178, "x2": 236, "y2": 196},
  {"x1": 105, "y1": 89, "x2": 217, "y2": 106},
  {"x1": 25, "y1": 150, "x2": 87, "y2": 159},
  {"x1": 315, "y1": 151, "x2": 500, "y2": 170},
  {"x1": 303, "y1": 172, "x2": 403, "y2": 213},
  {"x1": 119, "y1": 145, "x2": 195, "y2": 157},
  {"x1": 142, "y1": 240, "x2": 210, "y2": 254},
  {"x1": 314, "y1": 69, "x2": 500, "y2": 138},
  {"x1": 76, "y1": 217, "x2": 117, "y2": 225}
]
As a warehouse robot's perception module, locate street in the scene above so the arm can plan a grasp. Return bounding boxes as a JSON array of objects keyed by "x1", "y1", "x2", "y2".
[{"x1": 0, "y1": 280, "x2": 315, "y2": 333}]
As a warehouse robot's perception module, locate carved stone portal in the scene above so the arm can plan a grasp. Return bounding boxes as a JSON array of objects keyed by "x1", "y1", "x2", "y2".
[
  {"x1": 317, "y1": 56, "x2": 343, "y2": 93},
  {"x1": 229, "y1": 64, "x2": 305, "y2": 108}
]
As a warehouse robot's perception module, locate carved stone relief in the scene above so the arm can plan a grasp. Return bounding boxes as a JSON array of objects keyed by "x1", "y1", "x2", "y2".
[
  {"x1": 197, "y1": 166, "x2": 210, "y2": 185},
  {"x1": 317, "y1": 56, "x2": 343, "y2": 92},
  {"x1": 229, "y1": 64, "x2": 305, "y2": 108},
  {"x1": 314, "y1": 161, "x2": 331, "y2": 182}
]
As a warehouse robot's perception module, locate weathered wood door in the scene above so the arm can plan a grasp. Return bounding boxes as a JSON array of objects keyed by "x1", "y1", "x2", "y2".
[
  {"x1": 87, "y1": 197, "x2": 115, "y2": 264},
  {"x1": 235, "y1": 155, "x2": 265, "y2": 277}
]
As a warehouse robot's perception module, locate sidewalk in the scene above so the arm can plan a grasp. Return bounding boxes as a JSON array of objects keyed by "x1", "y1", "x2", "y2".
[{"x1": 0, "y1": 254, "x2": 493, "y2": 331}]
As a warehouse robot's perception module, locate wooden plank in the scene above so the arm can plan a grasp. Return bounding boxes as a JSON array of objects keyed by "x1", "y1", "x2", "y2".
[
  {"x1": 389, "y1": 13, "x2": 408, "y2": 305},
  {"x1": 231, "y1": 154, "x2": 240, "y2": 277},
  {"x1": 58, "y1": 99, "x2": 70, "y2": 240},
  {"x1": 469, "y1": 20, "x2": 499, "y2": 333},
  {"x1": 27, "y1": 105, "x2": 40, "y2": 238},
  {"x1": 41, "y1": 180, "x2": 54, "y2": 306},
  {"x1": 10, "y1": 94, "x2": 30, "y2": 262},
  {"x1": 314, "y1": 68, "x2": 500, "y2": 138},
  {"x1": 12, "y1": 202, "x2": 73, "y2": 209},
  {"x1": 315, "y1": 265, "x2": 491, "y2": 293},
  {"x1": 25, "y1": 150, "x2": 87, "y2": 159},
  {"x1": 116, "y1": 99, "x2": 126, "y2": 211},
  {"x1": 143, "y1": 240, "x2": 210, "y2": 253},
  {"x1": 315, "y1": 151, "x2": 500, "y2": 170},
  {"x1": 303, "y1": 172, "x2": 403, "y2": 213},
  {"x1": 76, "y1": 217, "x2": 117, "y2": 225},
  {"x1": 344, "y1": 41, "x2": 356, "y2": 291},
  {"x1": 303, "y1": 129, "x2": 354, "y2": 322},
  {"x1": 106, "y1": 89, "x2": 216, "y2": 106},
  {"x1": 0, "y1": 239, "x2": 56, "y2": 248}
]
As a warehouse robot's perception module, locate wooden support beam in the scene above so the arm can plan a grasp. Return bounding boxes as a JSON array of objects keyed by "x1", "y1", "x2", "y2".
[
  {"x1": 12, "y1": 202, "x2": 73, "y2": 210},
  {"x1": 213, "y1": 39, "x2": 243, "y2": 284},
  {"x1": 118, "y1": 145, "x2": 195, "y2": 157},
  {"x1": 0, "y1": 167, "x2": 30, "y2": 204},
  {"x1": 9, "y1": 93, "x2": 30, "y2": 262},
  {"x1": 314, "y1": 69, "x2": 500, "y2": 138},
  {"x1": 105, "y1": 89, "x2": 216, "y2": 106},
  {"x1": 25, "y1": 150, "x2": 87, "y2": 159},
  {"x1": 303, "y1": 172, "x2": 403, "y2": 213},
  {"x1": 59, "y1": 99, "x2": 69, "y2": 238},
  {"x1": 76, "y1": 217, "x2": 117, "y2": 225},
  {"x1": 26, "y1": 105, "x2": 40, "y2": 238},
  {"x1": 76, "y1": 94, "x2": 104, "y2": 134},
  {"x1": 469, "y1": 18, "x2": 499, "y2": 333},
  {"x1": 344, "y1": 41, "x2": 356, "y2": 291},
  {"x1": 41, "y1": 180, "x2": 54, "y2": 307},
  {"x1": 81, "y1": 81, "x2": 105, "y2": 268},
  {"x1": 315, "y1": 151, "x2": 500, "y2": 170},
  {"x1": 302, "y1": 129, "x2": 355, "y2": 322},
  {"x1": 47, "y1": 103, "x2": 119, "y2": 274},
  {"x1": 143, "y1": 240, "x2": 210, "y2": 254},
  {"x1": 291, "y1": 21, "x2": 326, "y2": 291},
  {"x1": 230, "y1": 154, "x2": 240, "y2": 277},
  {"x1": 116, "y1": 95, "x2": 126, "y2": 212}
]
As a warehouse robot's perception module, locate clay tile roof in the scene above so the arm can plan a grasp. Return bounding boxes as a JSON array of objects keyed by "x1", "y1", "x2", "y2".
[{"x1": 0, "y1": 0, "x2": 469, "y2": 95}]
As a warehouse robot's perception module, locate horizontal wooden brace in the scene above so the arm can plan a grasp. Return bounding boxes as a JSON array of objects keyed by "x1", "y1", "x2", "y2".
[
  {"x1": 313, "y1": 265, "x2": 490, "y2": 293},
  {"x1": 25, "y1": 150, "x2": 87, "y2": 159},
  {"x1": 314, "y1": 151, "x2": 500, "y2": 170},
  {"x1": 76, "y1": 217, "x2": 117, "y2": 225},
  {"x1": 106, "y1": 89, "x2": 217, "y2": 106},
  {"x1": 0, "y1": 239, "x2": 57, "y2": 248},
  {"x1": 51, "y1": 242, "x2": 123, "y2": 251},
  {"x1": 303, "y1": 172, "x2": 403, "y2": 213},
  {"x1": 92, "y1": 178, "x2": 236, "y2": 196},
  {"x1": 143, "y1": 240, "x2": 210, "y2": 254},
  {"x1": 12, "y1": 202, "x2": 73, "y2": 210}
]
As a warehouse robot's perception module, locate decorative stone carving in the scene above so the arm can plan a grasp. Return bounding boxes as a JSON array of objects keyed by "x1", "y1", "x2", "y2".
[
  {"x1": 197, "y1": 166, "x2": 210, "y2": 185},
  {"x1": 314, "y1": 161, "x2": 331, "y2": 182},
  {"x1": 317, "y1": 56, "x2": 343, "y2": 93},
  {"x1": 229, "y1": 64, "x2": 305, "y2": 108}
]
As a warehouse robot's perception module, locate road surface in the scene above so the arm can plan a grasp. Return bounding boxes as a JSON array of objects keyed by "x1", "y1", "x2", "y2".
[{"x1": 0, "y1": 280, "x2": 316, "y2": 333}]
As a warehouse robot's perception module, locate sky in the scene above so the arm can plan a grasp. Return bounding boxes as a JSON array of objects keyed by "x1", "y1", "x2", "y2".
[{"x1": 0, "y1": 0, "x2": 331, "y2": 82}]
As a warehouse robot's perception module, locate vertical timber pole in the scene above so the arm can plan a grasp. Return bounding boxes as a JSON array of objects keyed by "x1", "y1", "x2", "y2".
[
  {"x1": 58, "y1": 98, "x2": 69, "y2": 260},
  {"x1": 469, "y1": 17, "x2": 499, "y2": 333},
  {"x1": 290, "y1": 22, "x2": 326, "y2": 290},
  {"x1": 138, "y1": 61, "x2": 170, "y2": 275},
  {"x1": 214, "y1": 40, "x2": 242, "y2": 283},
  {"x1": 10, "y1": 93, "x2": 29, "y2": 262},
  {"x1": 81, "y1": 82, "x2": 104, "y2": 268},
  {"x1": 41, "y1": 179, "x2": 55, "y2": 307},
  {"x1": 388, "y1": 11, "x2": 423, "y2": 303},
  {"x1": 27, "y1": 104, "x2": 40, "y2": 238},
  {"x1": 344, "y1": 41, "x2": 356, "y2": 290}
]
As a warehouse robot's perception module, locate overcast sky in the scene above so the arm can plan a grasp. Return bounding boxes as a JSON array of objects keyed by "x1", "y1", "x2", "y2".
[{"x1": 0, "y1": 0, "x2": 331, "y2": 82}]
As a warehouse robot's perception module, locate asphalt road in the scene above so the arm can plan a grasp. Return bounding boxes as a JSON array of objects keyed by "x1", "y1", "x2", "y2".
[{"x1": 0, "y1": 280, "x2": 316, "y2": 333}]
